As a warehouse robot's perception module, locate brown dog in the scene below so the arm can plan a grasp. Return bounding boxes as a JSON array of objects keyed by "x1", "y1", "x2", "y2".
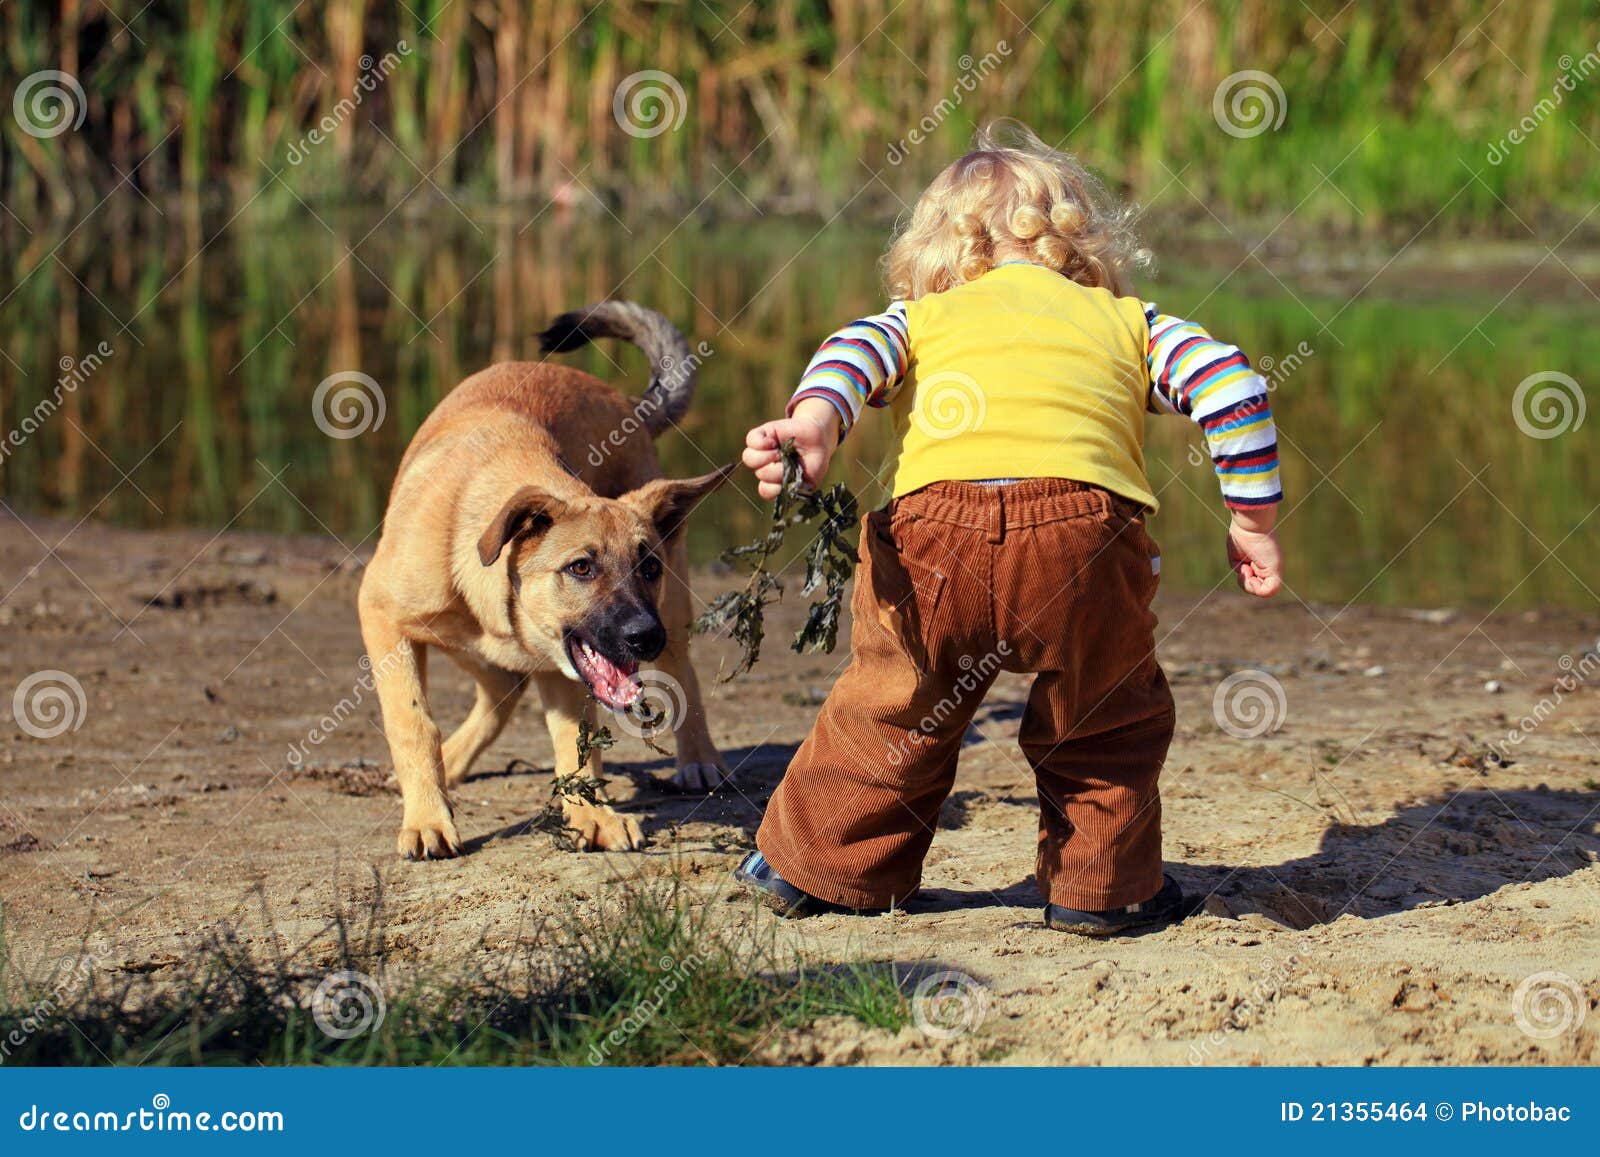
[{"x1": 357, "y1": 302, "x2": 731, "y2": 859}]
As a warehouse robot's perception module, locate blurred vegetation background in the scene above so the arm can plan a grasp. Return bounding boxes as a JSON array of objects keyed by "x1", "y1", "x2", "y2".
[{"x1": 4, "y1": 0, "x2": 1599, "y2": 233}]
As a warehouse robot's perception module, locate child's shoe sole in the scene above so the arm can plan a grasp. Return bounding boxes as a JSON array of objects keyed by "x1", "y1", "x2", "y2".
[
  {"x1": 733, "y1": 851, "x2": 871, "y2": 918},
  {"x1": 1043, "y1": 874, "x2": 1185, "y2": 937}
]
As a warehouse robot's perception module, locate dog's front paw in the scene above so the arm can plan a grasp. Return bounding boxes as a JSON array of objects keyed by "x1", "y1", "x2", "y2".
[
  {"x1": 671, "y1": 760, "x2": 730, "y2": 792},
  {"x1": 559, "y1": 795, "x2": 644, "y2": 851},
  {"x1": 398, "y1": 802, "x2": 461, "y2": 861}
]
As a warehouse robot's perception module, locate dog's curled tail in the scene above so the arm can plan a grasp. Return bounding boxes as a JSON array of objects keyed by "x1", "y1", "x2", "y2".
[{"x1": 537, "y1": 301, "x2": 699, "y2": 437}]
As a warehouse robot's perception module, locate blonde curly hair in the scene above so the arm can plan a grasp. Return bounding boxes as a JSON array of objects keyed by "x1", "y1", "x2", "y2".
[{"x1": 882, "y1": 120, "x2": 1148, "y2": 301}]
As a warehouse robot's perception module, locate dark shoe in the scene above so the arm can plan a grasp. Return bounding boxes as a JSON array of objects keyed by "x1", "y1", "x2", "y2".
[
  {"x1": 1043, "y1": 874, "x2": 1185, "y2": 937},
  {"x1": 733, "y1": 851, "x2": 859, "y2": 918}
]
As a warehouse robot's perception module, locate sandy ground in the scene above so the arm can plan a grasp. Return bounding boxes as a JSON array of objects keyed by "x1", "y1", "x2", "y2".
[{"x1": 1, "y1": 510, "x2": 1597, "y2": 1066}]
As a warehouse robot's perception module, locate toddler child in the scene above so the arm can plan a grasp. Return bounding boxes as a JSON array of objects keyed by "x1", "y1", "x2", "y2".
[{"x1": 735, "y1": 121, "x2": 1283, "y2": 936}]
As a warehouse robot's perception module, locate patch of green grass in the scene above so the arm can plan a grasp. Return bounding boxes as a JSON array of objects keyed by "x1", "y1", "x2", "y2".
[{"x1": 0, "y1": 879, "x2": 907, "y2": 1066}]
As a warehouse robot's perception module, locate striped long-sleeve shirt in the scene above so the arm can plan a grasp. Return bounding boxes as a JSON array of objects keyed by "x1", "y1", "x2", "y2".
[
  {"x1": 789, "y1": 301, "x2": 911, "y2": 430},
  {"x1": 1143, "y1": 305, "x2": 1281, "y2": 508},
  {"x1": 787, "y1": 295, "x2": 1282, "y2": 510}
]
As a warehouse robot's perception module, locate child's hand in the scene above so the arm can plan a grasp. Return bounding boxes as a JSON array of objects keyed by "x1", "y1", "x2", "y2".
[
  {"x1": 741, "y1": 398, "x2": 841, "y2": 500},
  {"x1": 1226, "y1": 508, "x2": 1283, "y2": 598}
]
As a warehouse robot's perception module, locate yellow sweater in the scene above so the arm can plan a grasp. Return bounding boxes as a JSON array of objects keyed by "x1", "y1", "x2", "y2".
[
  {"x1": 792, "y1": 263, "x2": 1284, "y2": 513},
  {"x1": 888, "y1": 264, "x2": 1154, "y2": 504}
]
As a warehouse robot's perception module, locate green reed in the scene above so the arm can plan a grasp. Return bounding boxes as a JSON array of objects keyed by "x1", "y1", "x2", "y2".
[{"x1": 2, "y1": 1, "x2": 1598, "y2": 233}]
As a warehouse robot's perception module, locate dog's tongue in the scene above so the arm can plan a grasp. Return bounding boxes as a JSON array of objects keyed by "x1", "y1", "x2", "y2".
[{"x1": 574, "y1": 642, "x2": 641, "y2": 710}]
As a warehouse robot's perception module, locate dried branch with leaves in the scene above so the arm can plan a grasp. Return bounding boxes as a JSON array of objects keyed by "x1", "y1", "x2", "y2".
[{"x1": 693, "y1": 441, "x2": 859, "y2": 679}]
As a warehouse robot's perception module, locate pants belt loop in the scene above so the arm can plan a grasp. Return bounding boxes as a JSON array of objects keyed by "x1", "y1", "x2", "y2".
[{"x1": 987, "y1": 487, "x2": 1005, "y2": 544}]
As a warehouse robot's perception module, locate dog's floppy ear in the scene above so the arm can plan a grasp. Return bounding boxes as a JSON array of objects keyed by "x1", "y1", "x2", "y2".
[
  {"x1": 623, "y1": 465, "x2": 736, "y2": 542},
  {"x1": 478, "y1": 486, "x2": 568, "y2": 566}
]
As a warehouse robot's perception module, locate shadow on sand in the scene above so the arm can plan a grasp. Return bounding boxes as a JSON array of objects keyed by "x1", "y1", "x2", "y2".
[
  {"x1": 459, "y1": 731, "x2": 1598, "y2": 932},
  {"x1": 917, "y1": 788, "x2": 1600, "y2": 926}
]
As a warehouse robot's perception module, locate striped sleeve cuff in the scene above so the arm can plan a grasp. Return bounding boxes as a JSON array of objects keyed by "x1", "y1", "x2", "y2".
[
  {"x1": 1145, "y1": 302, "x2": 1283, "y2": 509},
  {"x1": 787, "y1": 385, "x2": 856, "y2": 431}
]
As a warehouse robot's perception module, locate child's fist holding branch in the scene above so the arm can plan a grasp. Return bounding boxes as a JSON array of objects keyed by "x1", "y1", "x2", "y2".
[{"x1": 742, "y1": 397, "x2": 841, "y2": 499}]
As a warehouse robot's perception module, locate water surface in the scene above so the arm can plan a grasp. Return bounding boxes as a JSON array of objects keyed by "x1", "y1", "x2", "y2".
[{"x1": 1, "y1": 209, "x2": 1593, "y2": 611}]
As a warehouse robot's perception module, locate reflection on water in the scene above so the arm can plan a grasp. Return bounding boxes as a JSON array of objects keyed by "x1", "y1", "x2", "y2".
[{"x1": 0, "y1": 208, "x2": 1593, "y2": 610}]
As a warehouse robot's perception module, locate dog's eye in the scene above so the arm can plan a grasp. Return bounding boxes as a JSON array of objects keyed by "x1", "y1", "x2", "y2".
[
  {"x1": 564, "y1": 558, "x2": 595, "y2": 580},
  {"x1": 639, "y1": 556, "x2": 663, "y2": 581}
]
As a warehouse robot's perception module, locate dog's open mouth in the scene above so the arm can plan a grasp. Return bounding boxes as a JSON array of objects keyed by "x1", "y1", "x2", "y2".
[{"x1": 567, "y1": 637, "x2": 642, "y2": 710}]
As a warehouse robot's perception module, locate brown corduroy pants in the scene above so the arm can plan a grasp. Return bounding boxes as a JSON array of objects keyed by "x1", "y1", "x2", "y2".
[{"x1": 756, "y1": 478, "x2": 1175, "y2": 911}]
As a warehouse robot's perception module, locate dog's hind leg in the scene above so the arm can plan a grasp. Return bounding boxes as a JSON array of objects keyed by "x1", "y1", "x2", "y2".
[
  {"x1": 656, "y1": 537, "x2": 729, "y2": 792},
  {"x1": 358, "y1": 602, "x2": 460, "y2": 860},
  {"x1": 441, "y1": 655, "x2": 528, "y2": 786}
]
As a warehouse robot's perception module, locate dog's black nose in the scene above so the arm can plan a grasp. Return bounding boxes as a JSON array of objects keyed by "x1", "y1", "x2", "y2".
[{"x1": 621, "y1": 614, "x2": 667, "y2": 660}]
